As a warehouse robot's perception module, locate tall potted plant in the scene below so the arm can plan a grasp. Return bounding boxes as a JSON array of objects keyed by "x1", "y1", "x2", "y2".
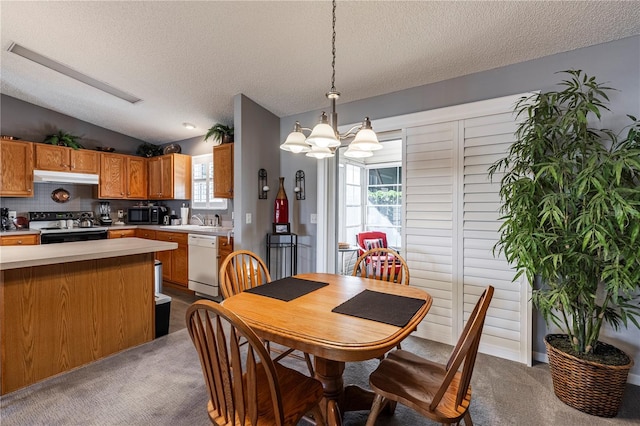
[{"x1": 489, "y1": 70, "x2": 640, "y2": 417}]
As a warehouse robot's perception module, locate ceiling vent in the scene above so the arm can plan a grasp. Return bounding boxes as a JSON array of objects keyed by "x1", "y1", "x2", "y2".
[{"x1": 7, "y1": 42, "x2": 142, "y2": 104}]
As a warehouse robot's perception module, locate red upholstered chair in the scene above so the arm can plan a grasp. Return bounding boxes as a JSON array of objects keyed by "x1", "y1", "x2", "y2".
[
  {"x1": 356, "y1": 231, "x2": 389, "y2": 256},
  {"x1": 355, "y1": 231, "x2": 402, "y2": 278}
]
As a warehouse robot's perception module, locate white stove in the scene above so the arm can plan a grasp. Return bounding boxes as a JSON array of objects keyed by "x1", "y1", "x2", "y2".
[{"x1": 28, "y1": 211, "x2": 109, "y2": 243}]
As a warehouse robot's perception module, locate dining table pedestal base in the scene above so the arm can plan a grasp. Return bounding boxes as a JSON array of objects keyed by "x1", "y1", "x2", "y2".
[{"x1": 314, "y1": 357, "x2": 396, "y2": 426}]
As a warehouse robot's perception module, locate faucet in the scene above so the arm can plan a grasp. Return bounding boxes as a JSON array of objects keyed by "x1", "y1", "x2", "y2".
[{"x1": 191, "y1": 214, "x2": 205, "y2": 226}]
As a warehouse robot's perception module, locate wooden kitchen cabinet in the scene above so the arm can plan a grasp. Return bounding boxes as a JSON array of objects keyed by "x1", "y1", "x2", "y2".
[
  {"x1": 0, "y1": 234, "x2": 39, "y2": 246},
  {"x1": 136, "y1": 229, "x2": 157, "y2": 239},
  {"x1": 98, "y1": 153, "x2": 148, "y2": 199},
  {"x1": 213, "y1": 144, "x2": 233, "y2": 198},
  {"x1": 155, "y1": 231, "x2": 189, "y2": 287},
  {"x1": 0, "y1": 140, "x2": 34, "y2": 197},
  {"x1": 126, "y1": 156, "x2": 148, "y2": 199},
  {"x1": 217, "y1": 236, "x2": 234, "y2": 274},
  {"x1": 147, "y1": 153, "x2": 191, "y2": 200},
  {"x1": 107, "y1": 229, "x2": 136, "y2": 238},
  {"x1": 35, "y1": 144, "x2": 99, "y2": 174}
]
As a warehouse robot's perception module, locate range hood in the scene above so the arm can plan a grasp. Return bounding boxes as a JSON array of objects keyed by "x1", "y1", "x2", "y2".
[{"x1": 33, "y1": 170, "x2": 99, "y2": 185}]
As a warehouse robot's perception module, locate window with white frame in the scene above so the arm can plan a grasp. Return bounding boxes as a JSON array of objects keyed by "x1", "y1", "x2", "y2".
[
  {"x1": 191, "y1": 154, "x2": 228, "y2": 210},
  {"x1": 366, "y1": 164, "x2": 402, "y2": 247},
  {"x1": 343, "y1": 163, "x2": 362, "y2": 245}
]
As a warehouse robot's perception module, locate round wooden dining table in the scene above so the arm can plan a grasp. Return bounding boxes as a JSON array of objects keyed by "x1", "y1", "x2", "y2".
[{"x1": 221, "y1": 272, "x2": 432, "y2": 426}]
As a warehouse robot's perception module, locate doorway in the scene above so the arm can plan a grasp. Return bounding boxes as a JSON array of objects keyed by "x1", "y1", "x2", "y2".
[{"x1": 336, "y1": 138, "x2": 403, "y2": 274}]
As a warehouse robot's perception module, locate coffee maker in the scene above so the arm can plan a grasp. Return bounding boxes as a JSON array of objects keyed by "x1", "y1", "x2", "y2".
[
  {"x1": 1, "y1": 208, "x2": 10, "y2": 231},
  {"x1": 98, "y1": 202, "x2": 112, "y2": 226}
]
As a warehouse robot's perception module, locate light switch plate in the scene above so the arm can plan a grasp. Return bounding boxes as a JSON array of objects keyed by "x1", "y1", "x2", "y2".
[
  {"x1": 245, "y1": 213, "x2": 252, "y2": 224},
  {"x1": 310, "y1": 213, "x2": 317, "y2": 224}
]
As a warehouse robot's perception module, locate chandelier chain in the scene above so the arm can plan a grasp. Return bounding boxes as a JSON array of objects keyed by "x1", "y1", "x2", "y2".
[{"x1": 330, "y1": 0, "x2": 337, "y2": 92}]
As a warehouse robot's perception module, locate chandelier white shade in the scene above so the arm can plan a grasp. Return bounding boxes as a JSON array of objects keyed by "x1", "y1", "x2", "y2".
[
  {"x1": 306, "y1": 114, "x2": 340, "y2": 149},
  {"x1": 280, "y1": 123, "x2": 310, "y2": 153},
  {"x1": 279, "y1": 0, "x2": 382, "y2": 160},
  {"x1": 306, "y1": 144, "x2": 334, "y2": 159}
]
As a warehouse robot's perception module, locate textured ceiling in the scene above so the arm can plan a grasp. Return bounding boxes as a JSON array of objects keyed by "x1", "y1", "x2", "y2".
[{"x1": 1, "y1": 1, "x2": 639, "y2": 144}]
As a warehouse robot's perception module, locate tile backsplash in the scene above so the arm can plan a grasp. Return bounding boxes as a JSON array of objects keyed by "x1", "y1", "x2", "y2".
[
  {"x1": 1, "y1": 183, "x2": 95, "y2": 216},
  {"x1": 0, "y1": 183, "x2": 232, "y2": 225}
]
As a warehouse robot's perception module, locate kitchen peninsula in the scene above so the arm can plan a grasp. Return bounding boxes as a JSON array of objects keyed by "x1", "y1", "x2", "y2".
[{"x1": 0, "y1": 238, "x2": 177, "y2": 395}]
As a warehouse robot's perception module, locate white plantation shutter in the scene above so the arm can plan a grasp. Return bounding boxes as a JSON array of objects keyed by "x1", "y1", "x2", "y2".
[
  {"x1": 405, "y1": 121, "x2": 458, "y2": 344},
  {"x1": 403, "y1": 94, "x2": 531, "y2": 365},
  {"x1": 461, "y1": 113, "x2": 530, "y2": 363}
]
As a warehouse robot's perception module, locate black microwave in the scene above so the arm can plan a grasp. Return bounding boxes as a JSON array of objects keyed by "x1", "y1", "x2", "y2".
[{"x1": 127, "y1": 206, "x2": 168, "y2": 225}]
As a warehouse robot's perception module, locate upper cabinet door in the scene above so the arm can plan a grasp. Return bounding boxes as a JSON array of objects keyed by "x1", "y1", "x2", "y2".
[
  {"x1": 35, "y1": 144, "x2": 99, "y2": 174},
  {"x1": 147, "y1": 156, "x2": 164, "y2": 198},
  {"x1": 35, "y1": 144, "x2": 71, "y2": 171},
  {"x1": 0, "y1": 140, "x2": 34, "y2": 197},
  {"x1": 99, "y1": 153, "x2": 127, "y2": 199},
  {"x1": 213, "y1": 144, "x2": 233, "y2": 198},
  {"x1": 160, "y1": 155, "x2": 173, "y2": 199},
  {"x1": 71, "y1": 150, "x2": 99, "y2": 174},
  {"x1": 126, "y1": 156, "x2": 148, "y2": 199},
  {"x1": 147, "y1": 154, "x2": 191, "y2": 200}
]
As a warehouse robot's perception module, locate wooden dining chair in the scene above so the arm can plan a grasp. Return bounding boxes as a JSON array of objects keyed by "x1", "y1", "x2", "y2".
[
  {"x1": 219, "y1": 250, "x2": 315, "y2": 376},
  {"x1": 352, "y1": 247, "x2": 409, "y2": 286},
  {"x1": 353, "y1": 247, "x2": 410, "y2": 354},
  {"x1": 366, "y1": 285, "x2": 494, "y2": 426},
  {"x1": 219, "y1": 249, "x2": 271, "y2": 298},
  {"x1": 186, "y1": 300, "x2": 326, "y2": 426}
]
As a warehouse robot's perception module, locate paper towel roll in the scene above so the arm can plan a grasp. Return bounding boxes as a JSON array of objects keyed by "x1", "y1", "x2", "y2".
[{"x1": 180, "y1": 207, "x2": 189, "y2": 225}]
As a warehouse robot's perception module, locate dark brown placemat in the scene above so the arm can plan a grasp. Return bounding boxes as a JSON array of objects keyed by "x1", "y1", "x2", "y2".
[
  {"x1": 244, "y1": 277, "x2": 328, "y2": 301},
  {"x1": 331, "y1": 289, "x2": 426, "y2": 327}
]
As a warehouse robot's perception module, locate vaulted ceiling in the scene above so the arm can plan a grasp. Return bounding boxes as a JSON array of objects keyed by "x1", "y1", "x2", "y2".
[{"x1": 2, "y1": 1, "x2": 639, "y2": 144}]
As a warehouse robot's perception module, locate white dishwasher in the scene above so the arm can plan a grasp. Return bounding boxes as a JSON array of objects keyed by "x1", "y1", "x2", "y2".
[{"x1": 188, "y1": 234, "x2": 218, "y2": 298}]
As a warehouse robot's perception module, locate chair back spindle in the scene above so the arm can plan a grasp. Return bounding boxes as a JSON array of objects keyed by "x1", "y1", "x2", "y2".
[
  {"x1": 352, "y1": 247, "x2": 410, "y2": 286},
  {"x1": 220, "y1": 250, "x2": 271, "y2": 299}
]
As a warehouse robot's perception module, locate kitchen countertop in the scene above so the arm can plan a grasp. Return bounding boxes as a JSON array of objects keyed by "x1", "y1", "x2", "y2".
[
  {"x1": 125, "y1": 224, "x2": 234, "y2": 236},
  {"x1": 0, "y1": 229, "x2": 40, "y2": 236},
  {"x1": 0, "y1": 224, "x2": 233, "y2": 237},
  {"x1": 0, "y1": 237, "x2": 177, "y2": 271}
]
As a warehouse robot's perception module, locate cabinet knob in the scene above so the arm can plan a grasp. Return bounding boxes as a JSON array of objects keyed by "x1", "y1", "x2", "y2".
[{"x1": 17, "y1": 240, "x2": 23, "y2": 244}]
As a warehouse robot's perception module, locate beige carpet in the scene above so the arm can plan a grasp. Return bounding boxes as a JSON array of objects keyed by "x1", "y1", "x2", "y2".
[{"x1": 1, "y1": 324, "x2": 638, "y2": 425}]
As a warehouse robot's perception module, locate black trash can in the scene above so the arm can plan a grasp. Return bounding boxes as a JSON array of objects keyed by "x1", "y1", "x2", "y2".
[{"x1": 155, "y1": 293, "x2": 171, "y2": 338}]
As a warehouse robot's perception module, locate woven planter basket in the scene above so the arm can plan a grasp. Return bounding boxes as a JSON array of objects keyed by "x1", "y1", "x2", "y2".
[{"x1": 545, "y1": 334, "x2": 633, "y2": 417}]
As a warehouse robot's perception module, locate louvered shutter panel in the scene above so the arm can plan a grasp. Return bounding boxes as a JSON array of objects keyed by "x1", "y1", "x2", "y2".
[
  {"x1": 402, "y1": 96, "x2": 531, "y2": 365},
  {"x1": 405, "y1": 121, "x2": 458, "y2": 344},
  {"x1": 461, "y1": 113, "x2": 529, "y2": 362}
]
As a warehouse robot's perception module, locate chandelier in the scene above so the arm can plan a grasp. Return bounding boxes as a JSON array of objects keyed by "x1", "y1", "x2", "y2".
[{"x1": 280, "y1": 0, "x2": 382, "y2": 159}]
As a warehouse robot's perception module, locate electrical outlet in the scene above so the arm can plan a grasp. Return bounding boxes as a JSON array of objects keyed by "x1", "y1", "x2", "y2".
[
  {"x1": 245, "y1": 213, "x2": 252, "y2": 224},
  {"x1": 310, "y1": 213, "x2": 317, "y2": 224}
]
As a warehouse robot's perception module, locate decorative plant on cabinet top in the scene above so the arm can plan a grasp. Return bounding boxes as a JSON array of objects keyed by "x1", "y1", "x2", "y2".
[
  {"x1": 204, "y1": 123, "x2": 234, "y2": 145},
  {"x1": 43, "y1": 130, "x2": 83, "y2": 149}
]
